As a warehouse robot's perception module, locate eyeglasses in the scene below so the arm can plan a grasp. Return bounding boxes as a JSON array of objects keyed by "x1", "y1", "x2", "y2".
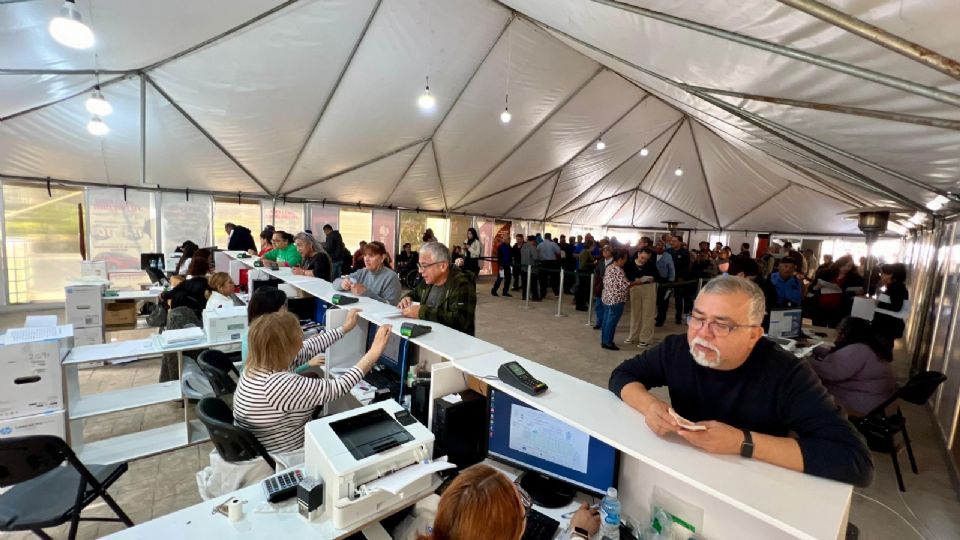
[
  {"x1": 515, "y1": 481, "x2": 532, "y2": 518},
  {"x1": 686, "y1": 314, "x2": 758, "y2": 337},
  {"x1": 417, "y1": 261, "x2": 442, "y2": 270}
]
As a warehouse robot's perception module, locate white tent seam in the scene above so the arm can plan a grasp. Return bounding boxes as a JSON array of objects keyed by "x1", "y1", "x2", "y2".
[
  {"x1": 501, "y1": 170, "x2": 558, "y2": 217},
  {"x1": 688, "y1": 121, "x2": 722, "y2": 229},
  {"x1": 381, "y1": 141, "x2": 431, "y2": 207},
  {"x1": 431, "y1": 140, "x2": 449, "y2": 213}
]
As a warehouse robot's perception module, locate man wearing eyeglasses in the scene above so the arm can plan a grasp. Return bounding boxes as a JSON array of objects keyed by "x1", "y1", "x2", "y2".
[
  {"x1": 608, "y1": 276, "x2": 873, "y2": 486},
  {"x1": 397, "y1": 242, "x2": 477, "y2": 336}
]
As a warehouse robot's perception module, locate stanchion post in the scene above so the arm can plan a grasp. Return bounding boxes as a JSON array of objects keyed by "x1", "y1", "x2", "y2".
[
  {"x1": 524, "y1": 264, "x2": 532, "y2": 310},
  {"x1": 586, "y1": 273, "x2": 595, "y2": 326},
  {"x1": 555, "y1": 270, "x2": 565, "y2": 317}
]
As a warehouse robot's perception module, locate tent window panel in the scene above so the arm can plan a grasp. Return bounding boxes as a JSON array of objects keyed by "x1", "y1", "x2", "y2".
[
  {"x1": 87, "y1": 188, "x2": 157, "y2": 272},
  {"x1": 161, "y1": 193, "x2": 212, "y2": 255},
  {"x1": 372, "y1": 210, "x2": 397, "y2": 260},
  {"x1": 309, "y1": 205, "x2": 340, "y2": 243},
  {"x1": 339, "y1": 209, "x2": 372, "y2": 255},
  {"x1": 262, "y1": 202, "x2": 304, "y2": 236},
  {"x1": 449, "y1": 216, "x2": 473, "y2": 256},
  {"x1": 213, "y1": 199, "x2": 261, "y2": 249},
  {"x1": 2, "y1": 182, "x2": 83, "y2": 303}
]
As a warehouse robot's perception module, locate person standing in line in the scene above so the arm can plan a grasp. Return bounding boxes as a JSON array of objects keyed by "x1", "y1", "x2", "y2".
[
  {"x1": 322, "y1": 224, "x2": 346, "y2": 278},
  {"x1": 624, "y1": 248, "x2": 658, "y2": 348},
  {"x1": 667, "y1": 235, "x2": 692, "y2": 325},
  {"x1": 537, "y1": 233, "x2": 562, "y2": 298},
  {"x1": 519, "y1": 235, "x2": 540, "y2": 301},
  {"x1": 653, "y1": 241, "x2": 676, "y2": 327},
  {"x1": 593, "y1": 244, "x2": 614, "y2": 330},
  {"x1": 575, "y1": 238, "x2": 597, "y2": 312},
  {"x1": 600, "y1": 249, "x2": 630, "y2": 351},
  {"x1": 464, "y1": 227, "x2": 482, "y2": 276},
  {"x1": 491, "y1": 233, "x2": 513, "y2": 297},
  {"x1": 510, "y1": 233, "x2": 523, "y2": 291}
]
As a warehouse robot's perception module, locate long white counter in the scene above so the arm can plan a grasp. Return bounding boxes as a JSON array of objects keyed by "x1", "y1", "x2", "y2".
[{"x1": 219, "y1": 250, "x2": 853, "y2": 539}]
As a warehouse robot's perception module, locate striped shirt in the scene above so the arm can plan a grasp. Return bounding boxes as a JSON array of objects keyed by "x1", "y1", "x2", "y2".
[{"x1": 233, "y1": 328, "x2": 363, "y2": 453}]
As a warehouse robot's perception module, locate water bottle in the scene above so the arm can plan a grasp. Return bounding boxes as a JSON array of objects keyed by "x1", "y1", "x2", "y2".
[{"x1": 599, "y1": 487, "x2": 621, "y2": 540}]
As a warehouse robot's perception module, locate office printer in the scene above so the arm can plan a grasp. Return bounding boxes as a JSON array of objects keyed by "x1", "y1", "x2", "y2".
[{"x1": 304, "y1": 400, "x2": 436, "y2": 530}]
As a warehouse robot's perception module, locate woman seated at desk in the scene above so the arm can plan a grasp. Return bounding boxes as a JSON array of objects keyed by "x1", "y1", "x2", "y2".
[
  {"x1": 233, "y1": 312, "x2": 391, "y2": 454},
  {"x1": 291, "y1": 232, "x2": 333, "y2": 281},
  {"x1": 161, "y1": 252, "x2": 211, "y2": 320},
  {"x1": 332, "y1": 241, "x2": 402, "y2": 305},
  {"x1": 413, "y1": 463, "x2": 599, "y2": 540},
  {"x1": 206, "y1": 272, "x2": 243, "y2": 309},
  {"x1": 248, "y1": 226, "x2": 274, "y2": 257},
  {"x1": 809, "y1": 317, "x2": 895, "y2": 417}
]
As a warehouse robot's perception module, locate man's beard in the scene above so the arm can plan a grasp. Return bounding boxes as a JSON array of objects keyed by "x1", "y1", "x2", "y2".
[{"x1": 690, "y1": 337, "x2": 722, "y2": 368}]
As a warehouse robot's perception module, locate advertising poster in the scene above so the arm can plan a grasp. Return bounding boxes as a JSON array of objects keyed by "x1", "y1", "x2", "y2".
[
  {"x1": 309, "y1": 205, "x2": 340, "y2": 242},
  {"x1": 88, "y1": 188, "x2": 156, "y2": 271},
  {"x1": 161, "y1": 193, "x2": 211, "y2": 254},
  {"x1": 262, "y1": 202, "x2": 304, "y2": 235},
  {"x1": 372, "y1": 209, "x2": 396, "y2": 259}
]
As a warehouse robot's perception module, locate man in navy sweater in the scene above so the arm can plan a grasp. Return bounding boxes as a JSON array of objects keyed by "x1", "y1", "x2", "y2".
[{"x1": 608, "y1": 276, "x2": 873, "y2": 486}]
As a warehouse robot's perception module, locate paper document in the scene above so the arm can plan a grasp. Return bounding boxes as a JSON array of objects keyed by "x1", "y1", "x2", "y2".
[
  {"x1": 378, "y1": 309, "x2": 404, "y2": 318},
  {"x1": 4, "y1": 324, "x2": 73, "y2": 345},
  {"x1": 25, "y1": 315, "x2": 59, "y2": 328},
  {"x1": 364, "y1": 461, "x2": 455, "y2": 495},
  {"x1": 154, "y1": 327, "x2": 206, "y2": 348}
]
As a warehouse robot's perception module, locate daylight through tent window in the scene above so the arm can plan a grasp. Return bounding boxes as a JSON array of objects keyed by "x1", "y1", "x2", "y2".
[{"x1": 213, "y1": 198, "x2": 261, "y2": 249}]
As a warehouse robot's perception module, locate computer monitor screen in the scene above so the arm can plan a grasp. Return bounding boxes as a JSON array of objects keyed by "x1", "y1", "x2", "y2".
[
  {"x1": 486, "y1": 388, "x2": 619, "y2": 498},
  {"x1": 766, "y1": 308, "x2": 802, "y2": 338},
  {"x1": 365, "y1": 322, "x2": 405, "y2": 375}
]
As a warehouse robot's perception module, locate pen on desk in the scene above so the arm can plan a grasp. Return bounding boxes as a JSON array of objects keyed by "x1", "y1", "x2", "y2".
[{"x1": 561, "y1": 503, "x2": 599, "y2": 519}]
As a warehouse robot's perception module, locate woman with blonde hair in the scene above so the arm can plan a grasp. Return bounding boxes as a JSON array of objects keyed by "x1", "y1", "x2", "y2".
[
  {"x1": 416, "y1": 463, "x2": 599, "y2": 540},
  {"x1": 233, "y1": 312, "x2": 392, "y2": 454},
  {"x1": 206, "y1": 272, "x2": 241, "y2": 309}
]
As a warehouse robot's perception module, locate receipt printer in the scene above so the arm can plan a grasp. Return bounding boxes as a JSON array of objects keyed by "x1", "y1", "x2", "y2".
[
  {"x1": 331, "y1": 294, "x2": 359, "y2": 305},
  {"x1": 304, "y1": 400, "x2": 435, "y2": 529}
]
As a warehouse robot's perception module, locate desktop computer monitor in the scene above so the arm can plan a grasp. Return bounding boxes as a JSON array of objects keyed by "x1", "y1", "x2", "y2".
[
  {"x1": 766, "y1": 307, "x2": 802, "y2": 338},
  {"x1": 486, "y1": 388, "x2": 619, "y2": 507},
  {"x1": 365, "y1": 322, "x2": 406, "y2": 376}
]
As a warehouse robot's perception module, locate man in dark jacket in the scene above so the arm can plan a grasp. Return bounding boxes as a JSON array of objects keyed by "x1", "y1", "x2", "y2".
[
  {"x1": 667, "y1": 235, "x2": 692, "y2": 324},
  {"x1": 322, "y1": 224, "x2": 347, "y2": 278},
  {"x1": 491, "y1": 233, "x2": 513, "y2": 297},
  {"x1": 225, "y1": 223, "x2": 257, "y2": 252},
  {"x1": 398, "y1": 242, "x2": 477, "y2": 336},
  {"x1": 609, "y1": 276, "x2": 873, "y2": 487},
  {"x1": 510, "y1": 233, "x2": 523, "y2": 291}
]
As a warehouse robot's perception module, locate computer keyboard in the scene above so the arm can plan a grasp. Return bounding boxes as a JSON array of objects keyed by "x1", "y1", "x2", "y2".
[
  {"x1": 521, "y1": 508, "x2": 560, "y2": 540},
  {"x1": 363, "y1": 369, "x2": 398, "y2": 392}
]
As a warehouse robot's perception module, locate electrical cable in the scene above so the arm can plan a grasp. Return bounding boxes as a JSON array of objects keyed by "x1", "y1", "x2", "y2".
[{"x1": 853, "y1": 491, "x2": 930, "y2": 540}]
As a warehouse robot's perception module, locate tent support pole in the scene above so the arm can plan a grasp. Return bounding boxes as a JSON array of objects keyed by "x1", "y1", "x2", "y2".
[
  {"x1": 501, "y1": 172, "x2": 557, "y2": 217},
  {"x1": 0, "y1": 75, "x2": 130, "y2": 123},
  {"x1": 284, "y1": 138, "x2": 431, "y2": 195},
  {"x1": 452, "y1": 67, "x2": 604, "y2": 208},
  {"x1": 457, "y1": 169, "x2": 558, "y2": 210},
  {"x1": 723, "y1": 186, "x2": 792, "y2": 229},
  {"x1": 638, "y1": 188, "x2": 717, "y2": 230},
  {"x1": 688, "y1": 121, "x2": 721, "y2": 228},
  {"x1": 588, "y1": 0, "x2": 960, "y2": 107},
  {"x1": 139, "y1": 74, "x2": 147, "y2": 186},
  {"x1": 381, "y1": 141, "x2": 429, "y2": 207},
  {"x1": 432, "y1": 140, "x2": 449, "y2": 213},
  {"x1": 776, "y1": 0, "x2": 960, "y2": 81},
  {"x1": 275, "y1": 0, "x2": 383, "y2": 195}
]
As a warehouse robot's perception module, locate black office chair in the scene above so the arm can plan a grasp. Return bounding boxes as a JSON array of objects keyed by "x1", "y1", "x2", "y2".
[
  {"x1": 0, "y1": 435, "x2": 133, "y2": 540},
  {"x1": 197, "y1": 349, "x2": 239, "y2": 397},
  {"x1": 196, "y1": 397, "x2": 275, "y2": 469},
  {"x1": 851, "y1": 371, "x2": 946, "y2": 492}
]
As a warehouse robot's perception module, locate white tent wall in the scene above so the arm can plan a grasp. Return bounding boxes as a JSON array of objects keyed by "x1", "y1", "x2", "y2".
[{"x1": 3, "y1": 0, "x2": 958, "y2": 242}]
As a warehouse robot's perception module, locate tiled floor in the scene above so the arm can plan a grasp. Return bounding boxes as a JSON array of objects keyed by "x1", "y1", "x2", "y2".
[{"x1": 2, "y1": 282, "x2": 960, "y2": 539}]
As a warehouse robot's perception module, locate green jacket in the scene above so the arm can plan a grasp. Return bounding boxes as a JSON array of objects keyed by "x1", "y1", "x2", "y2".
[
  {"x1": 263, "y1": 243, "x2": 302, "y2": 267},
  {"x1": 406, "y1": 266, "x2": 477, "y2": 336}
]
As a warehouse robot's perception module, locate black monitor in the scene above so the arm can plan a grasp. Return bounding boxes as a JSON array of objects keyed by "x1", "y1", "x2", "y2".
[
  {"x1": 486, "y1": 388, "x2": 620, "y2": 507},
  {"x1": 765, "y1": 307, "x2": 802, "y2": 338},
  {"x1": 365, "y1": 322, "x2": 406, "y2": 376}
]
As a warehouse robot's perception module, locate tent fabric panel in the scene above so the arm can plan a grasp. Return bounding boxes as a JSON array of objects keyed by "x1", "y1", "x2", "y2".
[
  {"x1": 460, "y1": 172, "x2": 554, "y2": 216},
  {"x1": 283, "y1": 0, "x2": 510, "y2": 192},
  {"x1": 640, "y1": 121, "x2": 719, "y2": 228},
  {"x1": 631, "y1": 192, "x2": 710, "y2": 229},
  {"x1": 546, "y1": 97, "x2": 680, "y2": 217},
  {"x1": 505, "y1": 175, "x2": 556, "y2": 221},
  {"x1": 386, "y1": 142, "x2": 445, "y2": 210},
  {"x1": 150, "y1": 0, "x2": 378, "y2": 189},
  {"x1": 462, "y1": 70, "x2": 643, "y2": 205},
  {"x1": 433, "y1": 17, "x2": 601, "y2": 206},
  {"x1": 0, "y1": 74, "x2": 97, "y2": 119},
  {"x1": 0, "y1": 78, "x2": 140, "y2": 184},
  {"x1": 0, "y1": 0, "x2": 278, "y2": 71},
  {"x1": 726, "y1": 185, "x2": 861, "y2": 234},
  {"x1": 291, "y1": 143, "x2": 425, "y2": 204},
  {"x1": 555, "y1": 191, "x2": 633, "y2": 227}
]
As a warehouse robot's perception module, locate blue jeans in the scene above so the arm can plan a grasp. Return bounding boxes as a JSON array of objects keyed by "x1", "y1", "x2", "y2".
[
  {"x1": 601, "y1": 302, "x2": 625, "y2": 346},
  {"x1": 593, "y1": 298, "x2": 605, "y2": 328}
]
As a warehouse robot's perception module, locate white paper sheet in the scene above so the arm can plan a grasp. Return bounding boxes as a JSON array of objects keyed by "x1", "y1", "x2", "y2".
[
  {"x1": 3, "y1": 324, "x2": 73, "y2": 345},
  {"x1": 24, "y1": 315, "x2": 59, "y2": 328},
  {"x1": 364, "y1": 461, "x2": 455, "y2": 495}
]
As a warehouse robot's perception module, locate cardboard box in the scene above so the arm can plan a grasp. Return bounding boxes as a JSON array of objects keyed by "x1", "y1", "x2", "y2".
[
  {"x1": 80, "y1": 260, "x2": 108, "y2": 279},
  {"x1": 0, "y1": 339, "x2": 66, "y2": 419},
  {"x1": 203, "y1": 306, "x2": 248, "y2": 343},
  {"x1": 103, "y1": 302, "x2": 138, "y2": 327},
  {"x1": 0, "y1": 410, "x2": 66, "y2": 440},
  {"x1": 74, "y1": 326, "x2": 104, "y2": 346},
  {"x1": 65, "y1": 284, "x2": 104, "y2": 328}
]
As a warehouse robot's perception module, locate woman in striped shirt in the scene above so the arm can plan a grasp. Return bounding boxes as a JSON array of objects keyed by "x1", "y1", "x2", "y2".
[{"x1": 233, "y1": 311, "x2": 392, "y2": 454}]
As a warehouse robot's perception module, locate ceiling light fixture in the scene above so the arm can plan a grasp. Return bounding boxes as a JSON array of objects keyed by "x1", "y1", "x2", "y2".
[
  {"x1": 85, "y1": 87, "x2": 112, "y2": 116},
  {"x1": 596, "y1": 138, "x2": 606, "y2": 151},
  {"x1": 87, "y1": 115, "x2": 109, "y2": 136},
  {"x1": 926, "y1": 195, "x2": 948, "y2": 211},
  {"x1": 418, "y1": 76, "x2": 435, "y2": 111},
  {"x1": 49, "y1": 0, "x2": 94, "y2": 49},
  {"x1": 639, "y1": 147, "x2": 649, "y2": 157},
  {"x1": 500, "y1": 94, "x2": 511, "y2": 124},
  {"x1": 674, "y1": 166, "x2": 684, "y2": 177}
]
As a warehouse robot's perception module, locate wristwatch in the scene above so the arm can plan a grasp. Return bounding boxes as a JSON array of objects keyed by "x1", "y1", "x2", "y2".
[
  {"x1": 572, "y1": 527, "x2": 590, "y2": 539},
  {"x1": 740, "y1": 429, "x2": 754, "y2": 458}
]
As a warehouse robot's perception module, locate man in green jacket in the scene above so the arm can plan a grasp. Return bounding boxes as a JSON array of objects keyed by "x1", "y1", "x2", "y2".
[
  {"x1": 263, "y1": 230, "x2": 302, "y2": 267},
  {"x1": 398, "y1": 242, "x2": 477, "y2": 336}
]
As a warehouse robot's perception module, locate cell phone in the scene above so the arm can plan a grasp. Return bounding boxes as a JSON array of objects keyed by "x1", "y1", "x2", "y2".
[{"x1": 668, "y1": 408, "x2": 706, "y2": 431}]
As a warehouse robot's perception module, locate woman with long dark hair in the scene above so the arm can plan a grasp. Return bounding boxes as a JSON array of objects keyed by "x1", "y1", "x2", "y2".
[
  {"x1": 464, "y1": 227, "x2": 482, "y2": 275},
  {"x1": 809, "y1": 317, "x2": 895, "y2": 416}
]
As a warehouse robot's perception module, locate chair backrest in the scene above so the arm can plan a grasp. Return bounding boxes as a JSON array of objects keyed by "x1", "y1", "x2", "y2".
[
  {"x1": 198, "y1": 349, "x2": 240, "y2": 376},
  {"x1": 897, "y1": 371, "x2": 947, "y2": 405},
  {"x1": 197, "y1": 351, "x2": 238, "y2": 396},
  {"x1": 196, "y1": 398, "x2": 275, "y2": 469},
  {"x1": 0, "y1": 435, "x2": 68, "y2": 487},
  {"x1": 145, "y1": 266, "x2": 168, "y2": 286}
]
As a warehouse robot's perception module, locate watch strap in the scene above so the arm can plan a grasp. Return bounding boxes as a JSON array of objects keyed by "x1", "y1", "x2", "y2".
[
  {"x1": 572, "y1": 527, "x2": 590, "y2": 540},
  {"x1": 740, "y1": 429, "x2": 754, "y2": 458}
]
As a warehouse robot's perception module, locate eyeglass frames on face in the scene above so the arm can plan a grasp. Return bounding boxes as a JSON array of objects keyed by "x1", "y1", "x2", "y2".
[
  {"x1": 417, "y1": 261, "x2": 442, "y2": 270},
  {"x1": 514, "y1": 481, "x2": 532, "y2": 517},
  {"x1": 686, "y1": 314, "x2": 758, "y2": 337}
]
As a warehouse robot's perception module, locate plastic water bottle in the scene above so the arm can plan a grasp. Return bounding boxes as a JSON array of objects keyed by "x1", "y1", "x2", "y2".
[{"x1": 599, "y1": 487, "x2": 621, "y2": 540}]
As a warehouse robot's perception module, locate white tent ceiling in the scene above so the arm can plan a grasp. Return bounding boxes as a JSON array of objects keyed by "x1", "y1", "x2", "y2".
[{"x1": 2, "y1": 0, "x2": 958, "y2": 234}]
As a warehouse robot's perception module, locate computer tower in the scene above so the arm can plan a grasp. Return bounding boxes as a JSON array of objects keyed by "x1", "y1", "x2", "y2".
[{"x1": 432, "y1": 390, "x2": 486, "y2": 470}]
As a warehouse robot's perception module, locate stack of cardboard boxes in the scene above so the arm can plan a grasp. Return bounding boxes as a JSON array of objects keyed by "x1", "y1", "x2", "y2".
[{"x1": 0, "y1": 330, "x2": 72, "y2": 441}]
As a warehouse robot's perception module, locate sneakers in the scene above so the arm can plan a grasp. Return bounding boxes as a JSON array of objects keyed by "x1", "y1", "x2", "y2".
[
  {"x1": 601, "y1": 343, "x2": 620, "y2": 351},
  {"x1": 623, "y1": 338, "x2": 635, "y2": 344},
  {"x1": 491, "y1": 291, "x2": 499, "y2": 297},
  {"x1": 637, "y1": 341, "x2": 649, "y2": 348}
]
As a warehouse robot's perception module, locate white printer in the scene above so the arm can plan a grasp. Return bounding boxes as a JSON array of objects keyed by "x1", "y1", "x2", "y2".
[
  {"x1": 202, "y1": 305, "x2": 247, "y2": 343},
  {"x1": 304, "y1": 400, "x2": 436, "y2": 530}
]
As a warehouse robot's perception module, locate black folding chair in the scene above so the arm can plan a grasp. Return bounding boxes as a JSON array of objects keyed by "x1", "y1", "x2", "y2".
[
  {"x1": 197, "y1": 349, "x2": 239, "y2": 397},
  {"x1": 0, "y1": 435, "x2": 133, "y2": 539},
  {"x1": 196, "y1": 398, "x2": 275, "y2": 469},
  {"x1": 851, "y1": 371, "x2": 946, "y2": 492}
]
